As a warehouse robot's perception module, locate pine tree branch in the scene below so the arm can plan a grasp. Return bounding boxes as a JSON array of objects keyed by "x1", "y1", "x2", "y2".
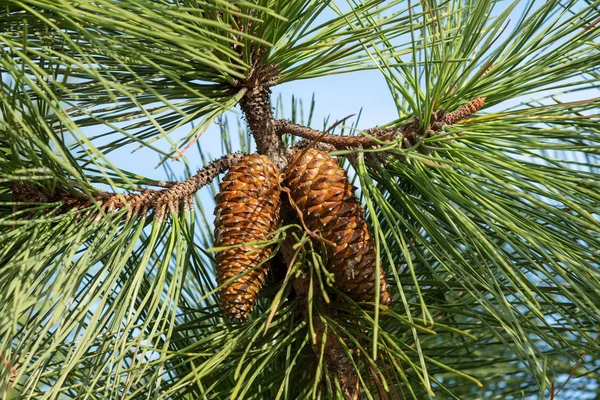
[
  {"x1": 278, "y1": 203, "x2": 359, "y2": 400},
  {"x1": 12, "y1": 153, "x2": 245, "y2": 222},
  {"x1": 277, "y1": 97, "x2": 486, "y2": 153},
  {"x1": 143, "y1": 180, "x2": 178, "y2": 188},
  {"x1": 229, "y1": 36, "x2": 485, "y2": 168},
  {"x1": 280, "y1": 244, "x2": 360, "y2": 400},
  {"x1": 278, "y1": 121, "x2": 398, "y2": 149},
  {"x1": 234, "y1": 46, "x2": 288, "y2": 169},
  {"x1": 287, "y1": 140, "x2": 337, "y2": 156},
  {"x1": 10, "y1": 91, "x2": 486, "y2": 236}
]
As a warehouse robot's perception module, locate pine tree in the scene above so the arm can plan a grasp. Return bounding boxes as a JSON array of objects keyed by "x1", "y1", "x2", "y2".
[{"x1": 1, "y1": 1, "x2": 599, "y2": 399}]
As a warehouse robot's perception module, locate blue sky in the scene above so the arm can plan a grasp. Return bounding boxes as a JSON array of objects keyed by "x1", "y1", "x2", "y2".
[
  {"x1": 105, "y1": 67, "x2": 400, "y2": 181},
  {"x1": 103, "y1": 0, "x2": 597, "y2": 183}
]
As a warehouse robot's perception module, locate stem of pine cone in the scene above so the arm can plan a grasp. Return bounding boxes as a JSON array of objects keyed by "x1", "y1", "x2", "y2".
[{"x1": 279, "y1": 203, "x2": 360, "y2": 400}]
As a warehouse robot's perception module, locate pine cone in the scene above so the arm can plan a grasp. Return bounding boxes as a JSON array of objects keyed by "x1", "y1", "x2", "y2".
[
  {"x1": 214, "y1": 154, "x2": 281, "y2": 323},
  {"x1": 284, "y1": 148, "x2": 392, "y2": 306}
]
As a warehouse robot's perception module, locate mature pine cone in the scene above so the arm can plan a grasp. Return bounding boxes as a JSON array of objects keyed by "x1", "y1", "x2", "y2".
[
  {"x1": 214, "y1": 154, "x2": 281, "y2": 323},
  {"x1": 284, "y1": 148, "x2": 392, "y2": 306}
]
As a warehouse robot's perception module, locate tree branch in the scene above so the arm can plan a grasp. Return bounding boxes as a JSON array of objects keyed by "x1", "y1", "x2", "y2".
[
  {"x1": 278, "y1": 203, "x2": 359, "y2": 400},
  {"x1": 277, "y1": 97, "x2": 486, "y2": 154},
  {"x1": 235, "y1": 47, "x2": 288, "y2": 169},
  {"x1": 277, "y1": 120, "x2": 397, "y2": 149},
  {"x1": 12, "y1": 153, "x2": 245, "y2": 222},
  {"x1": 12, "y1": 97, "x2": 485, "y2": 224}
]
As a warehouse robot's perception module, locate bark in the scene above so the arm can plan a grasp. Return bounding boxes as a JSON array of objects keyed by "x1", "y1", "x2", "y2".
[
  {"x1": 12, "y1": 153, "x2": 245, "y2": 221},
  {"x1": 239, "y1": 85, "x2": 288, "y2": 170}
]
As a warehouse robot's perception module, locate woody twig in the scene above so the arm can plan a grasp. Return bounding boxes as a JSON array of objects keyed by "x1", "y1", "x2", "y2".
[
  {"x1": 12, "y1": 153, "x2": 245, "y2": 222},
  {"x1": 277, "y1": 97, "x2": 486, "y2": 153}
]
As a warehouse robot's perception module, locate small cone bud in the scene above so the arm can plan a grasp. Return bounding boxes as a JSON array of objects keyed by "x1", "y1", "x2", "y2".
[
  {"x1": 284, "y1": 148, "x2": 391, "y2": 306},
  {"x1": 214, "y1": 154, "x2": 281, "y2": 322}
]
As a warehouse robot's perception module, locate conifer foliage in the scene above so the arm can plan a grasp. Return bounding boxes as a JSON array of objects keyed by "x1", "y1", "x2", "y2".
[{"x1": 1, "y1": 1, "x2": 600, "y2": 399}]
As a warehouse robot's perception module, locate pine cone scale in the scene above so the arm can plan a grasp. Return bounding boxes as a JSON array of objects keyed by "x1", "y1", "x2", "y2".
[
  {"x1": 214, "y1": 154, "x2": 281, "y2": 323},
  {"x1": 285, "y1": 148, "x2": 391, "y2": 305}
]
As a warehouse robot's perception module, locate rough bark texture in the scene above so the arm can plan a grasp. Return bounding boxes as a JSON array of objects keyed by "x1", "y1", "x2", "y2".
[
  {"x1": 276, "y1": 120, "x2": 396, "y2": 149},
  {"x1": 284, "y1": 148, "x2": 392, "y2": 306},
  {"x1": 239, "y1": 85, "x2": 288, "y2": 170},
  {"x1": 12, "y1": 153, "x2": 245, "y2": 222},
  {"x1": 14, "y1": 96, "x2": 485, "y2": 222},
  {"x1": 213, "y1": 154, "x2": 281, "y2": 323},
  {"x1": 235, "y1": 48, "x2": 287, "y2": 170},
  {"x1": 277, "y1": 97, "x2": 486, "y2": 153}
]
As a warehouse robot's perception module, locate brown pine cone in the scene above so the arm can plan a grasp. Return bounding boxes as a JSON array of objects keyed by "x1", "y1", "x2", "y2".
[
  {"x1": 284, "y1": 148, "x2": 392, "y2": 306},
  {"x1": 214, "y1": 154, "x2": 281, "y2": 323}
]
